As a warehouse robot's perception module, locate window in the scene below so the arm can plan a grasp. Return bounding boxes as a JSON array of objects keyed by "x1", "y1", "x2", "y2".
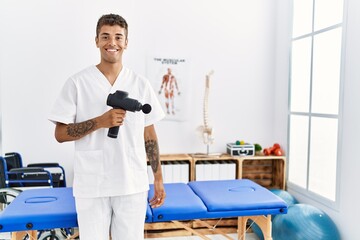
[{"x1": 288, "y1": 0, "x2": 344, "y2": 206}]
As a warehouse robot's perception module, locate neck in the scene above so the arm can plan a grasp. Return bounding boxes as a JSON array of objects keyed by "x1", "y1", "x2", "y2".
[{"x1": 96, "y1": 62, "x2": 123, "y2": 85}]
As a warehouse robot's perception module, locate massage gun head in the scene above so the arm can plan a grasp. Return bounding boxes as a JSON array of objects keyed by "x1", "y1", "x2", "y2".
[{"x1": 107, "y1": 90, "x2": 151, "y2": 114}]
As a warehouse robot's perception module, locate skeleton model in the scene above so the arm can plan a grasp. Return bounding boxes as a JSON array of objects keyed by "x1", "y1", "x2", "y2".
[{"x1": 197, "y1": 70, "x2": 215, "y2": 155}]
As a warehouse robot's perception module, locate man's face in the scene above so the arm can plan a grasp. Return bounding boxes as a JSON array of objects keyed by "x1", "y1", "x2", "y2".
[{"x1": 95, "y1": 25, "x2": 128, "y2": 64}]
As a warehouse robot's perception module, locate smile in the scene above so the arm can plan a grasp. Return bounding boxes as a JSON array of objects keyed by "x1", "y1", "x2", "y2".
[{"x1": 106, "y1": 49, "x2": 118, "y2": 52}]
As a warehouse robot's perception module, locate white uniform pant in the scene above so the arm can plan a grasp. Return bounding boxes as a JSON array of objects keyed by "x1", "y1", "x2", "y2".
[{"x1": 75, "y1": 191, "x2": 148, "y2": 240}]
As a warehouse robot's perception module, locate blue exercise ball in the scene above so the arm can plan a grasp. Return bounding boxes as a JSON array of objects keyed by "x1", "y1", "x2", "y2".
[
  {"x1": 252, "y1": 189, "x2": 298, "y2": 240},
  {"x1": 272, "y1": 204, "x2": 341, "y2": 240},
  {"x1": 270, "y1": 189, "x2": 299, "y2": 206},
  {"x1": 251, "y1": 221, "x2": 264, "y2": 240}
]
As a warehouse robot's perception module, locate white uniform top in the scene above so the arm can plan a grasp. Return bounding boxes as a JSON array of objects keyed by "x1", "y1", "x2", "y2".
[{"x1": 49, "y1": 65, "x2": 165, "y2": 198}]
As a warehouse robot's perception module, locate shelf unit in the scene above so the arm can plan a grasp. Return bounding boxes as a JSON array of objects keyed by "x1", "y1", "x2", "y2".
[
  {"x1": 153, "y1": 153, "x2": 285, "y2": 189},
  {"x1": 147, "y1": 154, "x2": 193, "y2": 183},
  {"x1": 191, "y1": 154, "x2": 240, "y2": 181},
  {"x1": 238, "y1": 155, "x2": 286, "y2": 190}
]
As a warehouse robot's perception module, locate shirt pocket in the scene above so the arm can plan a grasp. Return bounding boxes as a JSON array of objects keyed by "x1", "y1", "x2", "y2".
[
  {"x1": 74, "y1": 150, "x2": 104, "y2": 175},
  {"x1": 128, "y1": 147, "x2": 147, "y2": 172},
  {"x1": 123, "y1": 112, "x2": 144, "y2": 136}
]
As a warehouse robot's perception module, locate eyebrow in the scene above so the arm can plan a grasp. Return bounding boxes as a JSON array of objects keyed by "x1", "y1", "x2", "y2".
[{"x1": 99, "y1": 33, "x2": 124, "y2": 37}]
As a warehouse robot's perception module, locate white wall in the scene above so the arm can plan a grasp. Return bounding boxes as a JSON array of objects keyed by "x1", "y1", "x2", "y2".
[
  {"x1": 338, "y1": 1, "x2": 360, "y2": 238},
  {"x1": 3, "y1": 0, "x2": 359, "y2": 238},
  {"x1": 0, "y1": 0, "x2": 277, "y2": 184},
  {"x1": 297, "y1": 0, "x2": 360, "y2": 239}
]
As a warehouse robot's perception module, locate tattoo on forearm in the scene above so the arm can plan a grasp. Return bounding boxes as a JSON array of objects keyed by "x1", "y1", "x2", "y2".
[
  {"x1": 145, "y1": 139, "x2": 160, "y2": 173},
  {"x1": 67, "y1": 120, "x2": 97, "y2": 138}
]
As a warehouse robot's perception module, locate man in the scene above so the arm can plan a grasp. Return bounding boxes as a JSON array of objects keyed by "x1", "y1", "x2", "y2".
[{"x1": 49, "y1": 14, "x2": 166, "y2": 240}]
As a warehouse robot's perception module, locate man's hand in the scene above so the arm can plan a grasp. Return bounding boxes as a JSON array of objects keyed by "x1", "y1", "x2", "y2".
[
  {"x1": 99, "y1": 108, "x2": 127, "y2": 128},
  {"x1": 149, "y1": 179, "x2": 166, "y2": 208}
]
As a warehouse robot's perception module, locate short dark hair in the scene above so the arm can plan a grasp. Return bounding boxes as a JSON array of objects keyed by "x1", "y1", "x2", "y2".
[{"x1": 96, "y1": 14, "x2": 128, "y2": 38}]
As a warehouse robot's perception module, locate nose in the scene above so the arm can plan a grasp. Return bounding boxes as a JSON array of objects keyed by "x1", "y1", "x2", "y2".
[
  {"x1": 110, "y1": 41, "x2": 116, "y2": 46},
  {"x1": 108, "y1": 37, "x2": 117, "y2": 46}
]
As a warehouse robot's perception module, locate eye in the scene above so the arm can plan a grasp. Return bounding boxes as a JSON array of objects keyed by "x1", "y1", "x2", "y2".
[{"x1": 101, "y1": 36, "x2": 109, "y2": 40}]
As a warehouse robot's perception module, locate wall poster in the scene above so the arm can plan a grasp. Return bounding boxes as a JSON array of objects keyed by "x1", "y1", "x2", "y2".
[{"x1": 147, "y1": 57, "x2": 190, "y2": 121}]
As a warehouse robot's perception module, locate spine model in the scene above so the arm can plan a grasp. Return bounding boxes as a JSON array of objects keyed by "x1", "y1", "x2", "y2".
[{"x1": 202, "y1": 70, "x2": 214, "y2": 146}]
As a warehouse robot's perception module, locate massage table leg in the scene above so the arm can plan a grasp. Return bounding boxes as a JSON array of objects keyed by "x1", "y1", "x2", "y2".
[
  {"x1": 11, "y1": 230, "x2": 37, "y2": 240},
  {"x1": 172, "y1": 220, "x2": 212, "y2": 240},
  {"x1": 172, "y1": 219, "x2": 238, "y2": 240},
  {"x1": 193, "y1": 219, "x2": 233, "y2": 240},
  {"x1": 238, "y1": 217, "x2": 247, "y2": 240},
  {"x1": 238, "y1": 215, "x2": 273, "y2": 240}
]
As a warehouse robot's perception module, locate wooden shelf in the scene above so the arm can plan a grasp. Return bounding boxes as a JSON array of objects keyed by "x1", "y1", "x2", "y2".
[
  {"x1": 191, "y1": 154, "x2": 240, "y2": 181},
  {"x1": 237, "y1": 155, "x2": 286, "y2": 190},
  {"x1": 155, "y1": 153, "x2": 285, "y2": 189},
  {"x1": 160, "y1": 154, "x2": 192, "y2": 161}
]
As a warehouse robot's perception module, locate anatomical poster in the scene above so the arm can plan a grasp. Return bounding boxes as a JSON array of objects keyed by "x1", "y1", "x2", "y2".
[{"x1": 147, "y1": 56, "x2": 190, "y2": 121}]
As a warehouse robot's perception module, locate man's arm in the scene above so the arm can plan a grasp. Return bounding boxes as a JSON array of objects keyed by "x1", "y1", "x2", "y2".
[
  {"x1": 145, "y1": 124, "x2": 166, "y2": 208},
  {"x1": 54, "y1": 108, "x2": 126, "y2": 143}
]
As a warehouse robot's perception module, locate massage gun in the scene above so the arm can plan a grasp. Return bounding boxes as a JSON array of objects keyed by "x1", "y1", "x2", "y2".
[{"x1": 106, "y1": 90, "x2": 152, "y2": 138}]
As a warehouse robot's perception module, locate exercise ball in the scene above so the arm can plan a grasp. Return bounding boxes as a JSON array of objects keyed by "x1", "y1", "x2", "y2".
[
  {"x1": 270, "y1": 189, "x2": 299, "y2": 206},
  {"x1": 250, "y1": 221, "x2": 264, "y2": 240},
  {"x1": 272, "y1": 204, "x2": 341, "y2": 240},
  {"x1": 252, "y1": 189, "x2": 298, "y2": 240}
]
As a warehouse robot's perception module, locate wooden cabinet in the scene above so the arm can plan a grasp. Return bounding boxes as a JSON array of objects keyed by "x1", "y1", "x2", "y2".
[
  {"x1": 237, "y1": 155, "x2": 286, "y2": 190},
  {"x1": 155, "y1": 153, "x2": 286, "y2": 190},
  {"x1": 191, "y1": 154, "x2": 240, "y2": 181},
  {"x1": 158, "y1": 154, "x2": 192, "y2": 183}
]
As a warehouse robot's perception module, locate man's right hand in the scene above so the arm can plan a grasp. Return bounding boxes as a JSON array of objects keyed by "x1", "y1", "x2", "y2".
[{"x1": 98, "y1": 108, "x2": 127, "y2": 128}]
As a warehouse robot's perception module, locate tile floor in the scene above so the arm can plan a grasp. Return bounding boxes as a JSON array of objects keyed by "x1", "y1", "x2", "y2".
[
  {"x1": 0, "y1": 231, "x2": 260, "y2": 240},
  {"x1": 145, "y1": 233, "x2": 260, "y2": 240}
]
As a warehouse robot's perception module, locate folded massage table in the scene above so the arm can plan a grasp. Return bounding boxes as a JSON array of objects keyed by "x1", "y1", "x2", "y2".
[
  {"x1": 147, "y1": 179, "x2": 287, "y2": 239},
  {"x1": 0, "y1": 179, "x2": 287, "y2": 240}
]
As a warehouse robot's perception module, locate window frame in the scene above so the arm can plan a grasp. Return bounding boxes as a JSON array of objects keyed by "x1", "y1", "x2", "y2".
[{"x1": 286, "y1": 0, "x2": 346, "y2": 210}]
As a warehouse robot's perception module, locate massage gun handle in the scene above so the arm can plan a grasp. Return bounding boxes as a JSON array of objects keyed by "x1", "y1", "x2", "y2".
[
  {"x1": 108, "y1": 126, "x2": 120, "y2": 138},
  {"x1": 107, "y1": 106, "x2": 122, "y2": 138}
]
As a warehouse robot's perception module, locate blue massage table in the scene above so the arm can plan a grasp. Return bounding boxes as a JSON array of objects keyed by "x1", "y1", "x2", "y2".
[
  {"x1": 0, "y1": 187, "x2": 77, "y2": 239},
  {"x1": 0, "y1": 179, "x2": 287, "y2": 240},
  {"x1": 147, "y1": 179, "x2": 288, "y2": 239}
]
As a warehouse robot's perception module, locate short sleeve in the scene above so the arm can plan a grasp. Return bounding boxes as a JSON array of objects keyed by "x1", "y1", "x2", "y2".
[
  {"x1": 143, "y1": 80, "x2": 165, "y2": 126},
  {"x1": 48, "y1": 78, "x2": 77, "y2": 124}
]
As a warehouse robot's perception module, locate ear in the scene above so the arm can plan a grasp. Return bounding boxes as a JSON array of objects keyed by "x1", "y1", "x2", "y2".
[
  {"x1": 124, "y1": 38, "x2": 129, "y2": 49},
  {"x1": 95, "y1": 36, "x2": 99, "y2": 48}
]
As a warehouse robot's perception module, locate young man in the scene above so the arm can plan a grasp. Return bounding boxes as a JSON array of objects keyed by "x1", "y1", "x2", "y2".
[{"x1": 49, "y1": 14, "x2": 166, "y2": 240}]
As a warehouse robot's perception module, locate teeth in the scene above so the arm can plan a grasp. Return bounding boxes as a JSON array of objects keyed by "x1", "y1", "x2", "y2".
[{"x1": 107, "y1": 49, "x2": 117, "y2": 52}]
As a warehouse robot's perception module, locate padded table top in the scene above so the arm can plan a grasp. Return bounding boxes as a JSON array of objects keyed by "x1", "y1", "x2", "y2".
[
  {"x1": 148, "y1": 183, "x2": 208, "y2": 222},
  {"x1": 148, "y1": 179, "x2": 287, "y2": 222},
  {"x1": 189, "y1": 179, "x2": 287, "y2": 211},
  {"x1": 0, "y1": 187, "x2": 77, "y2": 232},
  {"x1": 0, "y1": 179, "x2": 288, "y2": 232}
]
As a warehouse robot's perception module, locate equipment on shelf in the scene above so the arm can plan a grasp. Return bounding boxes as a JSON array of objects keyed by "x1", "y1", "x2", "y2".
[{"x1": 227, "y1": 143, "x2": 255, "y2": 156}]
